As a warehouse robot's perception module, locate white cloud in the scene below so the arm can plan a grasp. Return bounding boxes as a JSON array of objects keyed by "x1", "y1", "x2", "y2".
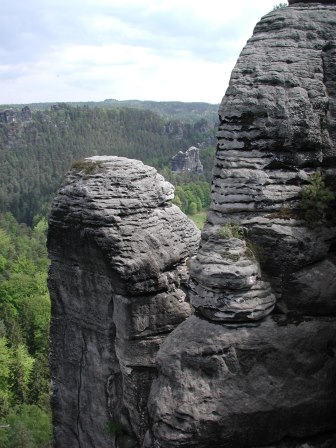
[{"x1": 0, "y1": 0, "x2": 281, "y2": 104}]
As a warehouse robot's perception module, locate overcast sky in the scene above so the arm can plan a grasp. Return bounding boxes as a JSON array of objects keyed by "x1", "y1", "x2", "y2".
[{"x1": 1, "y1": 0, "x2": 282, "y2": 105}]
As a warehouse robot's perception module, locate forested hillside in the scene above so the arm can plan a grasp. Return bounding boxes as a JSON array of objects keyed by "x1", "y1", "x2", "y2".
[
  {"x1": 1, "y1": 99, "x2": 219, "y2": 124},
  {"x1": 0, "y1": 213, "x2": 52, "y2": 447},
  {"x1": 0, "y1": 104, "x2": 216, "y2": 225},
  {"x1": 0, "y1": 101, "x2": 217, "y2": 446}
]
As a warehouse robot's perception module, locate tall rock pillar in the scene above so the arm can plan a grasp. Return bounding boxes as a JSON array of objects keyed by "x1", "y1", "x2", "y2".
[{"x1": 47, "y1": 156, "x2": 200, "y2": 447}]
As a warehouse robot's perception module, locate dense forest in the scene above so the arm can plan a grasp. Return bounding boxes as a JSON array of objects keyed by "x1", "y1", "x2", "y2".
[
  {"x1": 0, "y1": 104, "x2": 216, "y2": 225},
  {"x1": 0, "y1": 213, "x2": 52, "y2": 447},
  {"x1": 0, "y1": 101, "x2": 217, "y2": 446},
  {"x1": 1, "y1": 99, "x2": 219, "y2": 124}
]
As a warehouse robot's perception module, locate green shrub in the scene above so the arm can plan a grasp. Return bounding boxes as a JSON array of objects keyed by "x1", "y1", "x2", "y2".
[
  {"x1": 217, "y1": 224, "x2": 244, "y2": 240},
  {"x1": 272, "y1": 2, "x2": 287, "y2": 10},
  {"x1": 189, "y1": 211, "x2": 207, "y2": 230},
  {"x1": 71, "y1": 159, "x2": 103, "y2": 175},
  {"x1": 104, "y1": 420, "x2": 126, "y2": 437},
  {"x1": 300, "y1": 171, "x2": 334, "y2": 227},
  {"x1": 0, "y1": 405, "x2": 52, "y2": 448}
]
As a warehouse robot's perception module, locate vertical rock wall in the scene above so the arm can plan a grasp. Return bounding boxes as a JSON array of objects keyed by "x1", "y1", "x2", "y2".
[
  {"x1": 148, "y1": 3, "x2": 336, "y2": 447},
  {"x1": 48, "y1": 156, "x2": 200, "y2": 447}
]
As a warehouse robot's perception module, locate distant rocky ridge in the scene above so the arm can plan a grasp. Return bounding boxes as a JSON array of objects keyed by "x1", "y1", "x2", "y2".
[
  {"x1": 0, "y1": 106, "x2": 32, "y2": 124},
  {"x1": 1, "y1": 100, "x2": 219, "y2": 125},
  {"x1": 171, "y1": 146, "x2": 204, "y2": 173},
  {"x1": 49, "y1": 1, "x2": 336, "y2": 447},
  {"x1": 0, "y1": 102, "x2": 215, "y2": 225},
  {"x1": 0, "y1": 106, "x2": 33, "y2": 154}
]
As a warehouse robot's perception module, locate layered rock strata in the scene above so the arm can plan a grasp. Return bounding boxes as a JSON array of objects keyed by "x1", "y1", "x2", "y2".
[
  {"x1": 289, "y1": 1, "x2": 336, "y2": 4},
  {"x1": 47, "y1": 156, "x2": 200, "y2": 448},
  {"x1": 148, "y1": 2, "x2": 336, "y2": 447}
]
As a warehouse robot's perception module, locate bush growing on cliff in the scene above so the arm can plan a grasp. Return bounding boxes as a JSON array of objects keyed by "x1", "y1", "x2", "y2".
[
  {"x1": 272, "y1": 2, "x2": 287, "y2": 9},
  {"x1": 217, "y1": 224, "x2": 244, "y2": 239},
  {"x1": 104, "y1": 420, "x2": 127, "y2": 437},
  {"x1": 300, "y1": 171, "x2": 334, "y2": 227},
  {"x1": 71, "y1": 159, "x2": 104, "y2": 175}
]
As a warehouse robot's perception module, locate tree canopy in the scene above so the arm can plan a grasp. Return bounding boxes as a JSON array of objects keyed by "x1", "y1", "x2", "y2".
[
  {"x1": 0, "y1": 105, "x2": 215, "y2": 225},
  {"x1": 0, "y1": 213, "x2": 52, "y2": 447}
]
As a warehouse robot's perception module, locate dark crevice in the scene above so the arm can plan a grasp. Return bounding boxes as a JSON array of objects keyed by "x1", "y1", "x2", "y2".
[
  {"x1": 76, "y1": 333, "x2": 86, "y2": 448},
  {"x1": 321, "y1": 42, "x2": 336, "y2": 165},
  {"x1": 249, "y1": 430, "x2": 336, "y2": 448}
]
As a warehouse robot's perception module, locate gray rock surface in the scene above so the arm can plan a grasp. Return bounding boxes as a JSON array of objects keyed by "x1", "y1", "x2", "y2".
[
  {"x1": 48, "y1": 156, "x2": 200, "y2": 447},
  {"x1": 148, "y1": 3, "x2": 336, "y2": 448},
  {"x1": 259, "y1": 433, "x2": 336, "y2": 448},
  {"x1": 171, "y1": 146, "x2": 203, "y2": 173},
  {"x1": 289, "y1": 1, "x2": 336, "y2": 4},
  {"x1": 281, "y1": 258, "x2": 336, "y2": 314},
  {"x1": 189, "y1": 233, "x2": 276, "y2": 321},
  {"x1": 0, "y1": 106, "x2": 32, "y2": 124},
  {"x1": 191, "y1": 0, "x2": 336, "y2": 321},
  {"x1": 149, "y1": 315, "x2": 336, "y2": 448}
]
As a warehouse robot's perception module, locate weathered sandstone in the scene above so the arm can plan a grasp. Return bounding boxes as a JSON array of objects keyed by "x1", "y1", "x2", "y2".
[
  {"x1": 148, "y1": 2, "x2": 336, "y2": 447},
  {"x1": 48, "y1": 156, "x2": 200, "y2": 447},
  {"x1": 289, "y1": 1, "x2": 336, "y2": 4},
  {"x1": 192, "y1": 0, "x2": 336, "y2": 320},
  {"x1": 148, "y1": 315, "x2": 336, "y2": 447}
]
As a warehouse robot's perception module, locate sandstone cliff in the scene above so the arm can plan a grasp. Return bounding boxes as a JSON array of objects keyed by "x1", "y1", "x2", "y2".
[
  {"x1": 49, "y1": 2, "x2": 336, "y2": 448},
  {"x1": 147, "y1": 2, "x2": 336, "y2": 447},
  {"x1": 47, "y1": 156, "x2": 200, "y2": 447}
]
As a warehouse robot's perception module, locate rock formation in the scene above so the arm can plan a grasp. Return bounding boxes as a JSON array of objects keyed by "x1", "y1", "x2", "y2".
[
  {"x1": 0, "y1": 106, "x2": 32, "y2": 124},
  {"x1": 171, "y1": 146, "x2": 204, "y2": 173},
  {"x1": 47, "y1": 156, "x2": 200, "y2": 447},
  {"x1": 289, "y1": 0, "x2": 335, "y2": 4},
  {"x1": 49, "y1": 2, "x2": 336, "y2": 448},
  {"x1": 147, "y1": 2, "x2": 336, "y2": 447}
]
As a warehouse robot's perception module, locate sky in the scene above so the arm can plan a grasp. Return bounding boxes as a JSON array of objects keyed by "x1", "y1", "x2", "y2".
[{"x1": 0, "y1": 0, "x2": 282, "y2": 105}]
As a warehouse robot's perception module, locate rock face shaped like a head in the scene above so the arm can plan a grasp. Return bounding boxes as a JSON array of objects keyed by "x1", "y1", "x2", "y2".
[{"x1": 48, "y1": 156, "x2": 200, "y2": 448}]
